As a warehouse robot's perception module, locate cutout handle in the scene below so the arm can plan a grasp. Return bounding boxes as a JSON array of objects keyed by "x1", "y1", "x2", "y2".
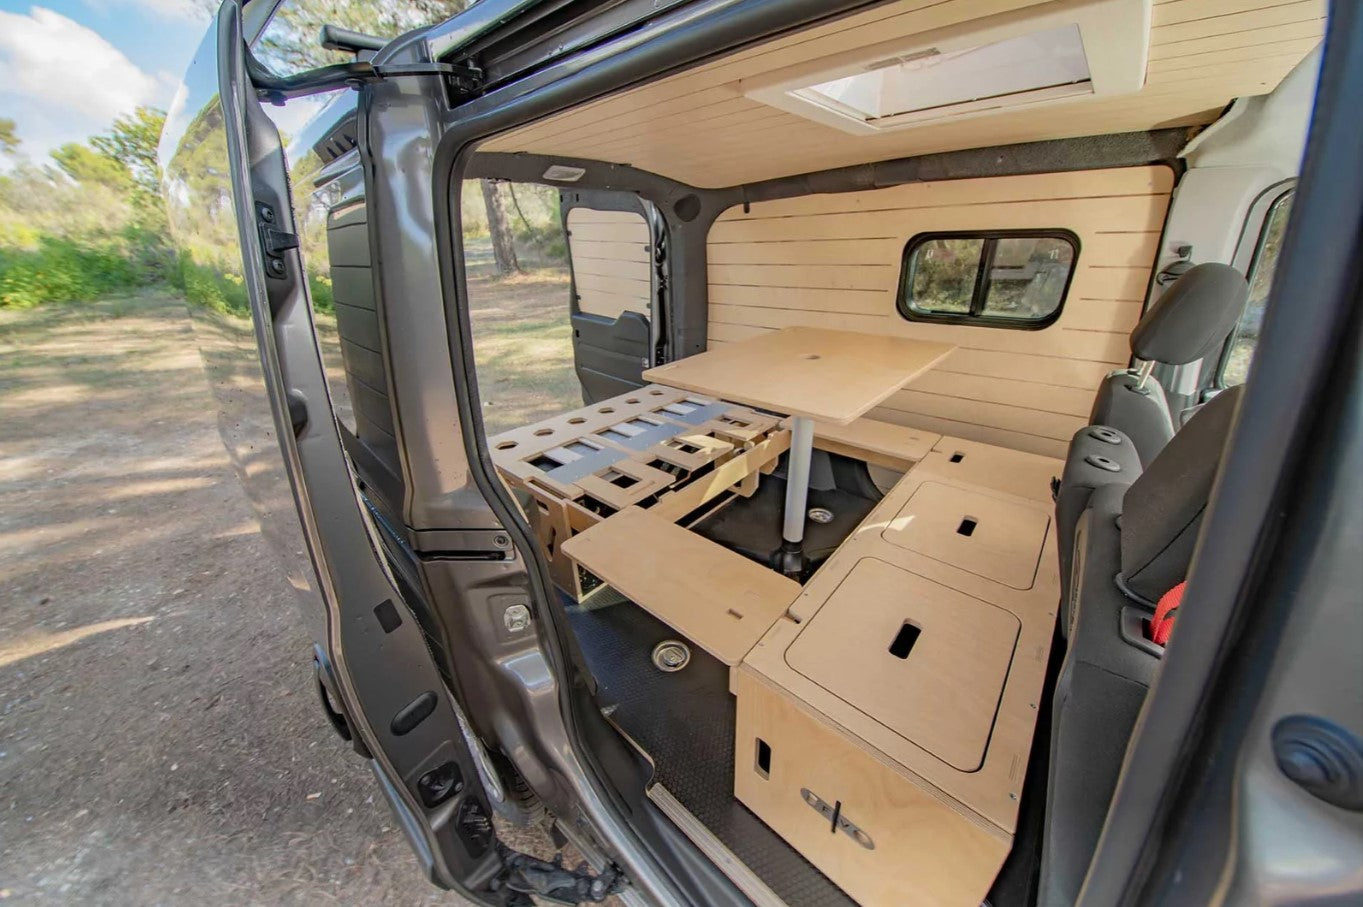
[{"x1": 889, "y1": 622, "x2": 921, "y2": 659}]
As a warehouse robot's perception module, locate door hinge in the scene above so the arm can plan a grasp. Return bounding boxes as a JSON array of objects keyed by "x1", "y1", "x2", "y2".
[{"x1": 492, "y1": 845, "x2": 624, "y2": 906}]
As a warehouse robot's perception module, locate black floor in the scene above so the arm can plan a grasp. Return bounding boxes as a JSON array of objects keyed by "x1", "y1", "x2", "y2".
[
  {"x1": 564, "y1": 597, "x2": 855, "y2": 907},
  {"x1": 692, "y1": 473, "x2": 880, "y2": 576}
]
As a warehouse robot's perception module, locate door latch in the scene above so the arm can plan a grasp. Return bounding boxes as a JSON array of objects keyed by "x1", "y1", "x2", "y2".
[
  {"x1": 801, "y1": 788, "x2": 875, "y2": 850},
  {"x1": 256, "y1": 202, "x2": 299, "y2": 279}
]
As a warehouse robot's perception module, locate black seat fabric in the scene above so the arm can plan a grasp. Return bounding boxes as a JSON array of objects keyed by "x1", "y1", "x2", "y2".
[
  {"x1": 1120, "y1": 385, "x2": 1243, "y2": 602},
  {"x1": 1042, "y1": 484, "x2": 1157, "y2": 907},
  {"x1": 1055, "y1": 425, "x2": 1142, "y2": 628},
  {"x1": 1040, "y1": 386, "x2": 1243, "y2": 907},
  {"x1": 1090, "y1": 263, "x2": 1249, "y2": 467}
]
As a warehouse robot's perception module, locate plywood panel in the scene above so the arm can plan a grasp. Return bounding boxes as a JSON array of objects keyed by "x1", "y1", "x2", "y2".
[
  {"x1": 880, "y1": 482, "x2": 1050, "y2": 589},
  {"x1": 559, "y1": 505, "x2": 800, "y2": 664},
  {"x1": 734, "y1": 668, "x2": 1011, "y2": 907},
  {"x1": 744, "y1": 468, "x2": 1060, "y2": 832},
  {"x1": 645, "y1": 327, "x2": 954, "y2": 424},
  {"x1": 483, "y1": 0, "x2": 1323, "y2": 188},
  {"x1": 567, "y1": 207, "x2": 651, "y2": 319},
  {"x1": 702, "y1": 167, "x2": 1165, "y2": 454},
  {"x1": 787, "y1": 558, "x2": 1022, "y2": 770},
  {"x1": 919, "y1": 436, "x2": 1065, "y2": 502}
]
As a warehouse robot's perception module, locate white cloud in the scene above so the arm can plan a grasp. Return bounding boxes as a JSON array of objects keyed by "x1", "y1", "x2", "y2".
[{"x1": 0, "y1": 7, "x2": 163, "y2": 124}]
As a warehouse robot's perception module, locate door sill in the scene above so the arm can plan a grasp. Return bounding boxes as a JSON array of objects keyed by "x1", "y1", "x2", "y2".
[{"x1": 647, "y1": 784, "x2": 789, "y2": 907}]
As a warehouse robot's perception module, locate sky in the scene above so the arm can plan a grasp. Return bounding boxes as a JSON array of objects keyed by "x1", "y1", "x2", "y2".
[{"x1": 0, "y1": 0, "x2": 211, "y2": 167}]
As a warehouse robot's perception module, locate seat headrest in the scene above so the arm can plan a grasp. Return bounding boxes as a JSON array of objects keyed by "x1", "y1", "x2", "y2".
[
  {"x1": 1120, "y1": 385, "x2": 1242, "y2": 602},
  {"x1": 1130, "y1": 263, "x2": 1249, "y2": 365}
]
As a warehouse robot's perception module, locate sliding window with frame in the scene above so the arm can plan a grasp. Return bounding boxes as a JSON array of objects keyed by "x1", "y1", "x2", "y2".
[{"x1": 897, "y1": 229, "x2": 1079, "y2": 330}]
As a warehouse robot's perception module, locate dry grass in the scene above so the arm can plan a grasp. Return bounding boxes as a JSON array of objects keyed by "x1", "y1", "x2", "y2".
[{"x1": 465, "y1": 268, "x2": 581, "y2": 436}]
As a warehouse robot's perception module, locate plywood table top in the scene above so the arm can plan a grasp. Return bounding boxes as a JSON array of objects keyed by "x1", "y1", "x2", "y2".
[{"x1": 644, "y1": 327, "x2": 954, "y2": 424}]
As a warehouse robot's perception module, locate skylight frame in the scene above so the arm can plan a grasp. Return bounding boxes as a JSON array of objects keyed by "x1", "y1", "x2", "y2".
[{"x1": 740, "y1": 0, "x2": 1151, "y2": 136}]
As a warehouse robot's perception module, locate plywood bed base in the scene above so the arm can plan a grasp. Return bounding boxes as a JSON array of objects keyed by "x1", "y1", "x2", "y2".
[{"x1": 489, "y1": 386, "x2": 790, "y2": 598}]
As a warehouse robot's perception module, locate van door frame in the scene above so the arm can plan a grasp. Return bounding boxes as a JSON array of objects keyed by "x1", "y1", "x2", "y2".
[{"x1": 215, "y1": 0, "x2": 506, "y2": 893}]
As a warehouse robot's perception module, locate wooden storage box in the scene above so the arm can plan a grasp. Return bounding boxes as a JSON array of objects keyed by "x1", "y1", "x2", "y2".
[{"x1": 733, "y1": 668, "x2": 1010, "y2": 907}]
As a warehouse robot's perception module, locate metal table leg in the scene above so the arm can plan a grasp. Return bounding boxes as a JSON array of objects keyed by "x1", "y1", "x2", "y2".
[{"x1": 779, "y1": 415, "x2": 814, "y2": 577}]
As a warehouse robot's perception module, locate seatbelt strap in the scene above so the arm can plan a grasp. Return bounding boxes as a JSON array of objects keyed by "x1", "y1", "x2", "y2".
[{"x1": 1148, "y1": 581, "x2": 1185, "y2": 646}]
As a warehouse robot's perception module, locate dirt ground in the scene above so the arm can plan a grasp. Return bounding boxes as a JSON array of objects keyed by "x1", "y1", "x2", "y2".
[{"x1": 0, "y1": 291, "x2": 564, "y2": 904}]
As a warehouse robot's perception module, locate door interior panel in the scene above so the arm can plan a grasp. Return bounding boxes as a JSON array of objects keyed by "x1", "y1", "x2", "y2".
[{"x1": 573, "y1": 310, "x2": 649, "y2": 401}]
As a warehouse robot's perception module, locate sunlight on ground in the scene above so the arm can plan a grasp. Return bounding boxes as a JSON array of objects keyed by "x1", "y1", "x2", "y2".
[{"x1": 0, "y1": 616, "x2": 155, "y2": 668}]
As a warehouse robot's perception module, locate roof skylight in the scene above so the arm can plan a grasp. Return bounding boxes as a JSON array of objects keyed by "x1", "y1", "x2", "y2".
[
  {"x1": 741, "y1": 0, "x2": 1149, "y2": 135},
  {"x1": 793, "y1": 25, "x2": 1092, "y2": 127}
]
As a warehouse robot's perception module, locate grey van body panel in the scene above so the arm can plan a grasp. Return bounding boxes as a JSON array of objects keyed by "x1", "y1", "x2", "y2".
[{"x1": 198, "y1": 1, "x2": 504, "y2": 894}]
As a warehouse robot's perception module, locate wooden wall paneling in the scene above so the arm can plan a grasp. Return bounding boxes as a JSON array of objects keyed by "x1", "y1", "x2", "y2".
[
  {"x1": 482, "y1": 0, "x2": 1323, "y2": 188},
  {"x1": 702, "y1": 167, "x2": 1171, "y2": 457},
  {"x1": 566, "y1": 207, "x2": 651, "y2": 318}
]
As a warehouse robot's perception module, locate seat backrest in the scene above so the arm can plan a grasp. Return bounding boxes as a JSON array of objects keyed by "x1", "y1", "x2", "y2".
[
  {"x1": 1119, "y1": 385, "x2": 1244, "y2": 602},
  {"x1": 1041, "y1": 385, "x2": 1243, "y2": 906},
  {"x1": 1055, "y1": 425, "x2": 1142, "y2": 630}
]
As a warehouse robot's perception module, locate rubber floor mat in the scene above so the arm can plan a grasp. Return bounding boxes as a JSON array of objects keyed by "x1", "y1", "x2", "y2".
[{"x1": 563, "y1": 596, "x2": 855, "y2": 907}]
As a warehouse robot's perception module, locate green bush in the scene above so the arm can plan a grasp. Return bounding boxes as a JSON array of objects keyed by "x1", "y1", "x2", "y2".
[
  {"x1": 171, "y1": 250, "x2": 333, "y2": 317},
  {"x1": 174, "y1": 252, "x2": 249, "y2": 316},
  {"x1": 0, "y1": 237, "x2": 140, "y2": 308}
]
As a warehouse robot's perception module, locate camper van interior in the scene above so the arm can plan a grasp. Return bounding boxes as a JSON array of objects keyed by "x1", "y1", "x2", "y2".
[{"x1": 313, "y1": 1, "x2": 1327, "y2": 904}]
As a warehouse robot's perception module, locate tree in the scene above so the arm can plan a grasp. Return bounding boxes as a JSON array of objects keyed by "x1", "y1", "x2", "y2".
[
  {"x1": 0, "y1": 119, "x2": 19, "y2": 157},
  {"x1": 50, "y1": 143, "x2": 134, "y2": 191},
  {"x1": 481, "y1": 179, "x2": 521, "y2": 276},
  {"x1": 90, "y1": 107, "x2": 165, "y2": 199}
]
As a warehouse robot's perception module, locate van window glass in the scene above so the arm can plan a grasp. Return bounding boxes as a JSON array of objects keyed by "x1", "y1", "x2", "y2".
[
  {"x1": 1221, "y1": 190, "x2": 1293, "y2": 387},
  {"x1": 899, "y1": 231, "x2": 1076, "y2": 328},
  {"x1": 254, "y1": 0, "x2": 468, "y2": 75},
  {"x1": 906, "y1": 237, "x2": 984, "y2": 315}
]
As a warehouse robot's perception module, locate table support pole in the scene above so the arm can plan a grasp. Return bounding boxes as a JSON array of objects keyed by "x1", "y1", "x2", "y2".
[{"x1": 779, "y1": 415, "x2": 815, "y2": 576}]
